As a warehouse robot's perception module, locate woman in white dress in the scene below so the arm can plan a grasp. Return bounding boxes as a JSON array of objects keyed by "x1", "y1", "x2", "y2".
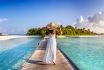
[{"x1": 43, "y1": 29, "x2": 56, "y2": 65}]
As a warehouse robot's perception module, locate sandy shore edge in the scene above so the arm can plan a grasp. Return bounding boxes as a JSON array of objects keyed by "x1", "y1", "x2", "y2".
[
  {"x1": 0, "y1": 35, "x2": 41, "y2": 40},
  {"x1": 0, "y1": 35, "x2": 101, "y2": 40}
]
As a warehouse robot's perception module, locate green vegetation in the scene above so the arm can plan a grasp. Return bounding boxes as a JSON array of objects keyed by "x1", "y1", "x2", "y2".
[
  {"x1": 26, "y1": 28, "x2": 48, "y2": 37},
  {"x1": 60, "y1": 25, "x2": 96, "y2": 35},
  {"x1": 26, "y1": 25, "x2": 97, "y2": 36}
]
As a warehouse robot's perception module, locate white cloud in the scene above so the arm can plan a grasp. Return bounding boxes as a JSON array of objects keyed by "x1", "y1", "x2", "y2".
[
  {"x1": 75, "y1": 11, "x2": 104, "y2": 33},
  {"x1": 0, "y1": 18, "x2": 8, "y2": 23}
]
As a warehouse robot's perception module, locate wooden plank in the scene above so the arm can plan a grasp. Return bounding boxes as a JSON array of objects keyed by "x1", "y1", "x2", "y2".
[{"x1": 21, "y1": 39, "x2": 74, "y2": 70}]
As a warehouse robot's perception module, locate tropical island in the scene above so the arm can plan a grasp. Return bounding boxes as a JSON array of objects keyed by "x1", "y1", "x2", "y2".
[{"x1": 26, "y1": 24, "x2": 97, "y2": 37}]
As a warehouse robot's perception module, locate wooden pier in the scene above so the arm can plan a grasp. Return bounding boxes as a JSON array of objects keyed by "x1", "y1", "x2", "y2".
[{"x1": 21, "y1": 39, "x2": 74, "y2": 70}]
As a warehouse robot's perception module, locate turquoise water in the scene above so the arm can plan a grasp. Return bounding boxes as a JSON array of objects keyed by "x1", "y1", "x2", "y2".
[
  {"x1": 57, "y1": 36, "x2": 104, "y2": 70},
  {"x1": 0, "y1": 37, "x2": 41, "y2": 70}
]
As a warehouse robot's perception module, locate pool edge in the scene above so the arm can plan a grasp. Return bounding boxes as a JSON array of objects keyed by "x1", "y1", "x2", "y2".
[{"x1": 58, "y1": 46, "x2": 80, "y2": 70}]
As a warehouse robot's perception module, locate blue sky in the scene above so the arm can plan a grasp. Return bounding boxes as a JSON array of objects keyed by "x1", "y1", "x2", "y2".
[{"x1": 0, "y1": 0, "x2": 104, "y2": 34}]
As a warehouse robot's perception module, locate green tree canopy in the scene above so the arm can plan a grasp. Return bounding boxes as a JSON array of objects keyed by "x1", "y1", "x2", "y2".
[{"x1": 26, "y1": 25, "x2": 97, "y2": 36}]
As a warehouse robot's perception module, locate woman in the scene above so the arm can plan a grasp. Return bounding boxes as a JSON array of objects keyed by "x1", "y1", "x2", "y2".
[{"x1": 43, "y1": 29, "x2": 56, "y2": 65}]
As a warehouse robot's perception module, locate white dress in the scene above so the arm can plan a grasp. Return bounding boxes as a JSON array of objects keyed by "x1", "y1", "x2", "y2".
[{"x1": 43, "y1": 34, "x2": 56, "y2": 64}]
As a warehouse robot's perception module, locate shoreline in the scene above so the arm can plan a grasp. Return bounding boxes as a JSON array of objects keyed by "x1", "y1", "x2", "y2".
[
  {"x1": 0, "y1": 35, "x2": 103, "y2": 40},
  {"x1": 57, "y1": 35, "x2": 102, "y2": 38},
  {"x1": 0, "y1": 35, "x2": 41, "y2": 40}
]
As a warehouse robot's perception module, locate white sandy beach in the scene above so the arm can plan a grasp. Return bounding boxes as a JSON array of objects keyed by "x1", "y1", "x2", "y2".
[
  {"x1": 70, "y1": 35, "x2": 99, "y2": 38},
  {"x1": 0, "y1": 35, "x2": 101, "y2": 40},
  {"x1": 0, "y1": 35, "x2": 41, "y2": 40},
  {"x1": 57, "y1": 35, "x2": 99, "y2": 38}
]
